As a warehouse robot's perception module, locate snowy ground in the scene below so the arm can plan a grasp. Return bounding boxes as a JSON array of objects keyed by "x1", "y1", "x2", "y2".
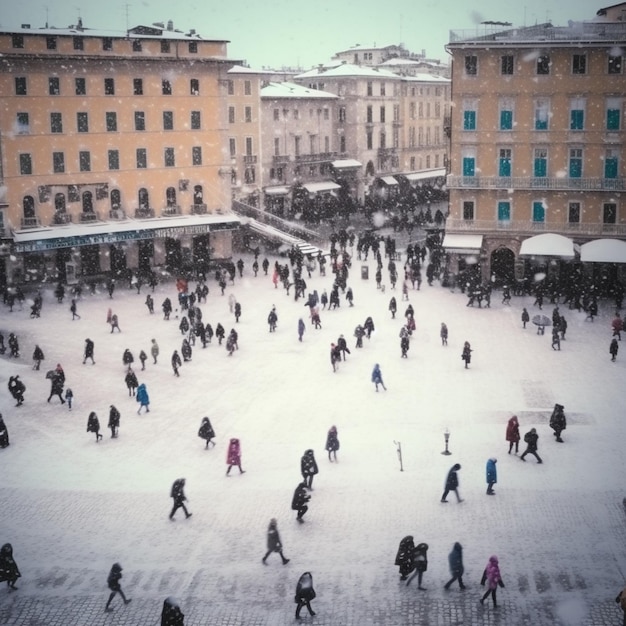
[{"x1": 0, "y1": 248, "x2": 625, "y2": 626}]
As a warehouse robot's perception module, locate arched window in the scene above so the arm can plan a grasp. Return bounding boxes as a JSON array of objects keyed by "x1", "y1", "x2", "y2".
[
  {"x1": 365, "y1": 161, "x2": 376, "y2": 177},
  {"x1": 23, "y1": 195, "x2": 35, "y2": 218},
  {"x1": 54, "y1": 193, "x2": 66, "y2": 213},
  {"x1": 166, "y1": 187, "x2": 177, "y2": 207},
  {"x1": 193, "y1": 185, "x2": 203, "y2": 204},
  {"x1": 110, "y1": 189, "x2": 121, "y2": 210},
  {"x1": 82, "y1": 191, "x2": 94, "y2": 213},
  {"x1": 138, "y1": 188, "x2": 149, "y2": 210}
]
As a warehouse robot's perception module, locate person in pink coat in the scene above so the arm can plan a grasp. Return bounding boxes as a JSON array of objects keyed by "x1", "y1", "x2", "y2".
[
  {"x1": 506, "y1": 415, "x2": 520, "y2": 454},
  {"x1": 480, "y1": 555, "x2": 505, "y2": 608},
  {"x1": 226, "y1": 438, "x2": 245, "y2": 476}
]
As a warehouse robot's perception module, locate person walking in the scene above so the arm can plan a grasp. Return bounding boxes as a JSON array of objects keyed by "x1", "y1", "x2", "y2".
[
  {"x1": 0, "y1": 413, "x2": 9, "y2": 448},
  {"x1": 262, "y1": 518, "x2": 290, "y2": 565},
  {"x1": 406, "y1": 543, "x2": 429, "y2": 589},
  {"x1": 122, "y1": 349, "x2": 134, "y2": 368},
  {"x1": 136, "y1": 383, "x2": 150, "y2": 414},
  {"x1": 145, "y1": 294, "x2": 154, "y2": 314},
  {"x1": 198, "y1": 417, "x2": 215, "y2": 449},
  {"x1": 506, "y1": 416, "x2": 520, "y2": 454},
  {"x1": 371, "y1": 363, "x2": 387, "y2": 391},
  {"x1": 486, "y1": 458, "x2": 497, "y2": 495},
  {"x1": 395, "y1": 536, "x2": 416, "y2": 581},
  {"x1": 520, "y1": 428, "x2": 543, "y2": 463},
  {"x1": 86, "y1": 412, "x2": 103, "y2": 442},
  {"x1": 444, "y1": 542, "x2": 466, "y2": 590},
  {"x1": 294, "y1": 572, "x2": 316, "y2": 619},
  {"x1": 32, "y1": 345, "x2": 44, "y2": 370},
  {"x1": 125, "y1": 368, "x2": 138, "y2": 396},
  {"x1": 138, "y1": 350, "x2": 147, "y2": 371},
  {"x1": 83, "y1": 338, "x2": 95, "y2": 365},
  {"x1": 461, "y1": 341, "x2": 472, "y2": 368},
  {"x1": 521, "y1": 307, "x2": 530, "y2": 329},
  {"x1": 480, "y1": 555, "x2": 505, "y2": 608},
  {"x1": 226, "y1": 438, "x2": 245, "y2": 475},
  {"x1": 441, "y1": 463, "x2": 463, "y2": 503},
  {"x1": 300, "y1": 449, "x2": 319, "y2": 489},
  {"x1": 171, "y1": 350, "x2": 182, "y2": 377},
  {"x1": 330, "y1": 343, "x2": 341, "y2": 372},
  {"x1": 611, "y1": 337, "x2": 619, "y2": 362},
  {"x1": 297, "y1": 318, "x2": 306, "y2": 342},
  {"x1": 65, "y1": 388, "x2": 74, "y2": 410},
  {"x1": 110, "y1": 313, "x2": 121, "y2": 333},
  {"x1": 389, "y1": 296, "x2": 397, "y2": 319},
  {"x1": 108, "y1": 405, "x2": 120, "y2": 438},
  {"x1": 47, "y1": 365, "x2": 65, "y2": 404},
  {"x1": 291, "y1": 481, "x2": 310, "y2": 523},
  {"x1": 104, "y1": 563, "x2": 131, "y2": 612},
  {"x1": 70, "y1": 299, "x2": 81, "y2": 320},
  {"x1": 161, "y1": 596, "x2": 185, "y2": 626},
  {"x1": 551, "y1": 327, "x2": 561, "y2": 351},
  {"x1": 325, "y1": 426, "x2": 339, "y2": 462},
  {"x1": 440, "y1": 322, "x2": 448, "y2": 346},
  {"x1": 0, "y1": 543, "x2": 21, "y2": 590},
  {"x1": 549, "y1": 404, "x2": 567, "y2": 443},
  {"x1": 8, "y1": 376, "x2": 25, "y2": 407},
  {"x1": 169, "y1": 478, "x2": 192, "y2": 520},
  {"x1": 151, "y1": 338, "x2": 159, "y2": 364}
]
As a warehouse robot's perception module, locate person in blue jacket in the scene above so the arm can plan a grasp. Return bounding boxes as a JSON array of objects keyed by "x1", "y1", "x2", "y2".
[
  {"x1": 371, "y1": 363, "x2": 387, "y2": 391},
  {"x1": 444, "y1": 542, "x2": 465, "y2": 590},
  {"x1": 486, "y1": 458, "x2": 497, "y2": 495},
  {"x1": 136, "y1": 383, "x2": 150, "y2": 414}
]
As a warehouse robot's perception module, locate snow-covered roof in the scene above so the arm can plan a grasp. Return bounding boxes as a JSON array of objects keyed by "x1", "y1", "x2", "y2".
[
  {"x1": 295, "y1": 63, "x2": 401, "y2": 80},
  {"x1": 227, "y1": 64, "x2": 275, "y2": 75},
  {"x1": 261, "y1": 81, "x2": 338, "y2": 99},
  {"x1": 400, "y1": 73, "x2": 450, "y2": 83}
]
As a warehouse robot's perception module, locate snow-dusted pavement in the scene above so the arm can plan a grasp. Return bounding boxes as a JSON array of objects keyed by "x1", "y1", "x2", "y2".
[{"x1": 0, "y1": 249, "x2": 625, "y2": 626}]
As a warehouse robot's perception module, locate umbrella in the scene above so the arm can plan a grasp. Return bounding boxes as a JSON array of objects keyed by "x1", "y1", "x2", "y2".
[
  {"x1": 45, "y1": 370, "x2": 56, "y2": 379},
  {"x1": 532, "y1": 314, "x2": 551, "y2": 335}
]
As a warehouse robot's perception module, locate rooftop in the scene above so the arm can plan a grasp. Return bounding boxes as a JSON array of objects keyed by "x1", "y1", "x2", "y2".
[{"x1": 260, "y1": 81, "x2": 338, "y2": 100}]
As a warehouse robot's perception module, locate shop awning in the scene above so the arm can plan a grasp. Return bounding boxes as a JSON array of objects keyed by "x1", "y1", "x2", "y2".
[
  {"x1": 264, "y1": 186, "x2": 290, "y2": 196},
  {"x1": 379, "y1": 176, "x2": 399, "y2": 186},
  {"x1": 580, "y1": 238, "x2": 626, "y2": 263},
  {"x1": 442, "y1": 234, "x2": 483, "y2": 254},
  {"x1": 331, "y1": 159, "x2": 362, "y2": 169},
  {"x1": 403, "y1": 168, "x2": 447, "y2": 182},
  {"x1": 303, "y1": 181, "x2": 341, "y2": 194},
  {"x1": 519, "y1": 233, "x2": 575, "y2": 258}
]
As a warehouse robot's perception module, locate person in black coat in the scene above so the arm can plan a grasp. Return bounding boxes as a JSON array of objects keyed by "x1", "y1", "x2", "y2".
[
  {"x1": 262, "y1": 518, "x2": 290, "y2": 565},
  {"x1": 161, "y1": 596, "x2": 184, "y2": 626},
  {"x1": 32, "y1": 345, "x2": 44, "y2": 370},
  {"x1": 234, "y1": 302, "x2": 241, "y2": 322},
  {"x1": 395, "y1": 535, "x2": 416, "y2": 581},
  {"x1": 171, "y1": 350, "x2": 182, "y2": 376},
  {"x1": 83, "y1": 338, "x2": 95, "y2": 364},
  {"x1": 461, "y1": 341, "x2": 472, "y2": 368},
  {"x1": 444, "y1": 542, "x2": 465, "y2": 590},
  {"x1": 549, "y1": 403, "x2": 566, "y2": 442},
  {"x1": 0, "y1": 414, "x2": 9, "y2": 448},
  {"x1": 125, "y1": 368, "x2": 138, "y2": 396},
  {"x1": 104, "y1": 563, "x2": 131, "y2": 612},
  {"x1": 162, "y1": 298, "x2": 172, "y2": 320},
  {"x1": 388, "y1": 297, "x2": 397, "y2": 319},
  {"x1": 300, "y1": 449, "x2": 319, "y2": 489},
  {"x1": 325, "y1": 426, "x2": 339, "y2": 462},
  {"x1": 169, "y1": 478, "x2": 192, "y2": 520},
  {"x1": 47, "y1": 366, "x2": 65, "y2": 404},
  {"x1": 406, "y1": 542, "x2": 428, "y2": 589},
  {"x1": 87, "y1": 412, "x2": 103, "y2": 442},
  {"x1": 198, "y1": 417, "x2": 215, "y2": 449},
  {"x1": 0, "y1": 543, "x2": 21, "y2": 590},
  {"x1": 108, "y1": 405, "x2": 120, "y2": 438},
  {"x1": 520, "y1": 428, "x2": 543, "y2": 463},
  {"x1": 336, "y1": 335, "x2": 351, "y2": 360},
  {"x1": 363, "y1": 316, "x2": 375, "y2": 339},
  {"x1": 8, "y1": 376, "x2": 25, "y2": 407},
  {"x1": 291, "y1": 482, "x2": 310, "y2": 523},
  {"x1": 122, "y1": 349, "x2": 134, "y2": 367},
  {"x1": 294, "y1": 572, "x2": 316, "y2": 619},
  {"x1": 441, "y1": 463, "x2": 463, "y2": 503},
  {"x1": 215, "y1": 323, "x2": 225, "y2": 345},
  {"x1": 181, "y1": 339, "x2": 192, "y2": 362}
]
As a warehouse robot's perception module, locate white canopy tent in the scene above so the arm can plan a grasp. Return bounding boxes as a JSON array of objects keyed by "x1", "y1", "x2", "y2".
[
  {"x1": 518, "y1": 233, "x2": 575, "y2": 258},
  {"x1": 580, "y1": 238, "x2": 626, "y2": 263}
]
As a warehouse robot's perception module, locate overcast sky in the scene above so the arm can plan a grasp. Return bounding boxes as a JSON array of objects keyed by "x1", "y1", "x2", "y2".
[{"x1": 0, "y1": 0, "x2": 598, "y2": 69}]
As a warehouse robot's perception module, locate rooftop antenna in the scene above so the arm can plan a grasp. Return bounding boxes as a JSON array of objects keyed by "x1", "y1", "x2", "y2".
[
  {"x1": 124, "y1": 3, "x2": 130, "y2": 32},
  {"x1": 44, "y1": 5, "x2": 49, "y2": 28}
]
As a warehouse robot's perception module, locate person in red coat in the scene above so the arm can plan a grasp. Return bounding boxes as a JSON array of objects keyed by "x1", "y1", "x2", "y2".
[
  {"x1": 506, "y1": 415, "x2": 520, "y2": 454},
  {"x1": 226, "y1": 438, "x2": 245, "y2": 476},
  {"x1": 612, "y1": 315, "x2": 623, "y2": 341}
]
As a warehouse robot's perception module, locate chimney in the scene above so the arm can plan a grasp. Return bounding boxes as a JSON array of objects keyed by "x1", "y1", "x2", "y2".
[
  {"x1": 167, "y1": 20, "x2": 174, "y2": 31},
  {"x1": 21, "y1": 24, "x2": 31, "y2": 29}
]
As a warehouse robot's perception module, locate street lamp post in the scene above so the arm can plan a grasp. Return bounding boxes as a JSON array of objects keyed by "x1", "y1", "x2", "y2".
[{"x1": 441, "y1": 429, "x2": 451, "y2": 455}]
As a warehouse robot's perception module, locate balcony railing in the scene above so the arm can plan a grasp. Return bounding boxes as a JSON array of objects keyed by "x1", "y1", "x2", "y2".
[
  {"x1": 445, "y1": 217, "x2": 626, "y2": 238},
  {"x1": 80, "y1": 211, "x2": 99, "y2": 223},
  {"x1": 377, "y1": 148, "x2": 397, "y2": 157},
  {"x1": 134, "y1": 207, "x2": 155, "y2": 219},
  {"x1": 20, "y1": 217, "x2": 41, "y2": 229},
  {"x1": 191, "y1": 203, "x2": 208, "y2": 215},
  {"x1": 109, "y1": 209, "x2": 126, "y2": 220},
  {"x1": 162, "y1": 205, "x2": 181, "y2": 217},
  {"x1": 243, "y1": 155, "x2": 258, "y2": 164},
  {"x1": 295, "y1": 152, "x2": 337, "y2": 163},
  {"x1": 272, "y1": 155, "x2": 291, "y2": 164},
  {"x1": 52, "y1": 212, "x2": 73, "y2": 225},
  {"x1": 447, "y1": 175, "x2": 626, "y2": 192}
]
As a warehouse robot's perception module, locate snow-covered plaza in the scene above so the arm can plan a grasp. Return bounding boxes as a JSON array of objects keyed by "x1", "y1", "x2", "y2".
[{"x1": 0, "y1": 247, "x2": 625, "y2": 625}]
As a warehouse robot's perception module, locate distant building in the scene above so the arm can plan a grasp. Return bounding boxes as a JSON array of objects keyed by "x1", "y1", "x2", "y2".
[
  {"x1": 0, "y1": 21, "x2": 239, "y2": 286},
  {"x1": 444, "y1": 4, "x2": 626, "y2": 286}
]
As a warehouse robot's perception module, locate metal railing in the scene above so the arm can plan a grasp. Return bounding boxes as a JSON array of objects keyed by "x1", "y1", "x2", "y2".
[
  {"x1": 80, "y1": 212, "x2": 99, "y2": 223},
  {"x1": 445, "y1": 217, "x2": 626, "y2": 237},
  {"x1": 134, "y1": 208, "x2": 155, "y2": 219},
  {"x1": 162, "y1": 205, "x2": 181, "y2": 216},
  {"x1": 295, "y1": 152, "x2": 337, "y2": 163},
  {"x1": 191, "y1": 204, "x2": 208, "y2": 215},
  {"x1": 447, "y1": 175, "x2": 626, "y2": 191}
]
